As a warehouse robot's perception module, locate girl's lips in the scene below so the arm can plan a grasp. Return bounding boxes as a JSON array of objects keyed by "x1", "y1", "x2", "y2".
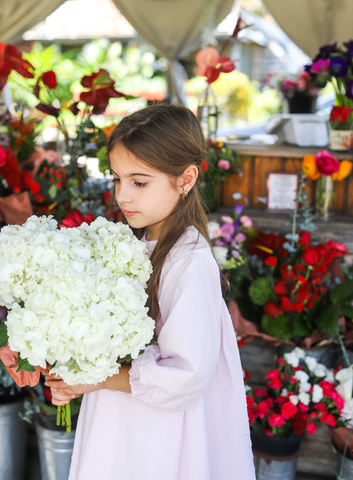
[{"x1": 123, "y1": 210, "x2": 138, "y2": 217}]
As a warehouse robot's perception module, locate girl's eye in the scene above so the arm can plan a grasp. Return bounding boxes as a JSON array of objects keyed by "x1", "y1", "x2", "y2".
[
  {"x1": 134, "y1": 182, "x2": 147, "y2": 188},
  {"x1": 113, "y1": 178, "x2": 120, "y2": 183}
]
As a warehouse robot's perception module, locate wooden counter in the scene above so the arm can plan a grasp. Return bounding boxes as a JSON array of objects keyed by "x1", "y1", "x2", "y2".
[{"x1": 222, "y1": 142, "x2": 353, "y2": 215}]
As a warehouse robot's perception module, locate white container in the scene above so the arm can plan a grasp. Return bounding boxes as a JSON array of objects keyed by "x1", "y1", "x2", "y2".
[{"x1": 282, "y1": 114, "x2": 329, "y2": 147}]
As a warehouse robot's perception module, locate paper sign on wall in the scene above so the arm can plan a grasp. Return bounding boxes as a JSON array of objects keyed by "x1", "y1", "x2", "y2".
[{"x1": 267, "y1": 173, "x2": 298, "y2": 210}]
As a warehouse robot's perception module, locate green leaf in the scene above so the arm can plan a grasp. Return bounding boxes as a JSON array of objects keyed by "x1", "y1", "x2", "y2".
[
  {"x1": 330, "y1": 280, "x2": 353, "y2": 305},
  {"x1": 293, "y1": 315, "x2": 312, "y2": 337},
  {"x1": 48, "y1": 184, "x2": 57, "y2": 199},
  {"x1": 0, "y1": 322, "x2": 8, "y2": 347},
  {"x1": 315, "y1": 305, "x2": 339, "y2": 337},
  {"x1": 337, "y1": 303, "x2": 353, "y2": 318},
  {"x1": 16, "y1": 352, "x2": 35, "y2": 373}
]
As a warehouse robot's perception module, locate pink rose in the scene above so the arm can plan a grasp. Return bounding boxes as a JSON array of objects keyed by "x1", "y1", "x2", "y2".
[
  {"x1": 314, "y1": 150, "x2": 339, "y2": 176},
  {"x1": 218, "y1": 160, "x2": 230, "y2": 170},
  {"x1": 240, "y1": 215, "x2": 253, "y2": 228},
  {"x1": 221, "y1": 215, "x2": 233, "y2": 224},
  {"x1": 310, "y1": 59, "x2": 330, "y2": 74}
]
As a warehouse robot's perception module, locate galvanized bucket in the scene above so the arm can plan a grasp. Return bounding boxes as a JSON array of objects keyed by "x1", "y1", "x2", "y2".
[
  {"x1": 0, "y1": 399, "x2": 27, "y2": 480},
  {"x1": 35, "y1": 420, "x2": 76, "y2": 480},
  {"x1": 336, "y1": 449, "x2": 353, "y2": 480},
  {"x1": 254, "y1": 455, "x2": 298, "y2": 480}
]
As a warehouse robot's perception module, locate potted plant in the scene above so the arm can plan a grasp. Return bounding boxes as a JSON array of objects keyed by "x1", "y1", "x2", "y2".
[
  {"x1": 302, "y1": 151, "x2": 353, "y2": 220},
  {"x1": 307, "y1": 41, "x2": 353, "y2": 150},
  {"x1": 246, "y1": 347, "x2": 344, "y2": 480}
]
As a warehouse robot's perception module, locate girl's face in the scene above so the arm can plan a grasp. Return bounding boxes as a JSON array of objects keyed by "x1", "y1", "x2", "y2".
[{"x1": 110, "y1": 145, "x2": 182, "y2": 241}]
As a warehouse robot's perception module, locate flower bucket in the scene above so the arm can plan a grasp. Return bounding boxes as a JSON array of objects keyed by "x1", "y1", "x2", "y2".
[
  {"x1": 240, "y1": 340, "x2": 277, "y2": 386},
  {"x1": 0, "y1": 398, "x2": 27, "y2": 480},
  {"x1": 276, "y1": 343, "x2": 335, "y2": 368},
  {"x1": 35, "y1": 413, "x2": 78, "y2": 480},
  {"x1": 329, "y1": 130, "x2": 353, "y2": 151},
  {"x1": 251, "y1": 431, "x2": 302, "y2": 480},
  {"x1": 287, "y1": 93, "x2": 317, "y2": 114}
]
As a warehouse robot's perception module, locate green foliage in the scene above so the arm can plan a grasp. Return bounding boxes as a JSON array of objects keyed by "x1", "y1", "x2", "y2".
[
  {"x1": 16, "y1": 352, "x2": 35, "y2": 373},
  {"x1": 315, "y1": 306, "x2": 339, "y2": 337},
  {"x1": 261, "y1": 314, "x2": 293, "y2": 342},
  {"x1": 249, "y1": 277, "x2": 273, "y2": 306},
  {"x1": 0, "y1": 322, "x2": 8, "y2": 347},
  {"x1": 330, "y1": 279, "x2": 353, "y2": 304},
  {"x1": 97, "y1": 146, "x2": 110, "y2": 176}
]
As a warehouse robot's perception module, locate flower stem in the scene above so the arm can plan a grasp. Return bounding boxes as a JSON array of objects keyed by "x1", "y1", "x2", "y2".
[
  {"x1": 56, "y1": 406, "x2": 61, "y2": 426},
  {"x1": 66, "y1": 402, "x2": 71, "y2": 434}
]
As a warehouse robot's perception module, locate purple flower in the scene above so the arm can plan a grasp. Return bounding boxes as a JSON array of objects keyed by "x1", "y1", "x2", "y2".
[
  {"x1": 330, "y1": 56, "x2": 348, "y2": 78},
  {"x1": 220, "y1": 223, "x2": 235, "y2": 242},
  {"x1": 232, "y1": 250, "x2": 241, "y2": 259},
  {"x1": 344, "y1": 40, "x2": 353, "y2": 58},
  {"x1": 234, "y1": 204, "x2": 244, "y2": 215},
  {"x1": 310, "y1": 59, "x2": 330, "y2": 74},
  {"x1": 235, "y1": 218, "x2": 241, "y2": 230},
  {"x1": 215, "y1": 239, "x2": 226, "y2": 247},
  {"x1": 346, "y1": 79, "x2": 353, "y2": 100},
  {"x1": 235, "y1": 232, "x2": 246, "y2": 243},
  {"x1": 313, "y1": 42, "x2": 337, "y2": 62}
]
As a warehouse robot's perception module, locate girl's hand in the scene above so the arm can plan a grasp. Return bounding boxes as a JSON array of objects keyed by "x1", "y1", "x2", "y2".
[{"x1": 45, "y1": 373, "x2": 102, "y2": 406}]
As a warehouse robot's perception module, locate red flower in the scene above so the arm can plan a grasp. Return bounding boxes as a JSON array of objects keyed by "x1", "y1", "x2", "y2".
[
  {"x1": 264, "y1": 300, "x2": 281, "y2": 318},
  {"x1": 103, "y1": 190, "x2": 113, "y2": 206},
  {"x1": 269, "y1": 413, "x2": 285, "y2": 428},
  {"x1": 36, "y1": 103, "x2": 60, "y2": 118},
  {"x1": 314, "y1": 150, "x2": 340, "y2": 176},
  {"x1": 265, "y1": 256, "x2": 277, "y2": 267},
  {"x1": 330, "y1": 106, "x2": 352, "y2": 124},
  {"x1": 0, "y1": 43, "x2": 34, "y2": 90},
  {"x1": 281, "y1": 401, "x2": 298, "y2": 419},
  {"x1": 274, "y1": 280, "x2": 287, "y2": 296},
  {"x1": 43, "y1": 386, "x2": 52, "y2": 403},
  {"x1": 291, "y1": 302, "x2": 304, "y2": 312},
  {"x1": 243, "y1": 368, "x2": 251, "y2": 382},
  {"x1": 302, "y1": 248, "x2": 320, "y2": 266},
  {"x1": 41, "y1": 70, "x2": 57, "y2": 89},
  {"x1": 253, "y1": 388, "x2": 268, "y2": 397},
  {"x1": 80, "y1": 69, "x2": 127, "y2": 114},
  {"x1": 200, "y1": 160, "x2": 209, "y2": 171},
  {"x1": 325, "y1": 414, "x2": 337, "y2": 427},
  {"x1": 306, "y1": 423, "x2": 316, "y2": 435},
  {"x1": 315, "y1": 402, "x2": 328, "y2": 413},
  {"x1": 246, "y1": 396, "x2": 254, "y2": 409},
  {"x1": 319, "y1": 381, "x2": 336, "y2": 396},
  {"x1": 60, "y1": 211, "x2": 95, "y2": 228},
  {"x1": 247, "y1": 230, "x2": 287, "y2": 261},
  {"x1": 195, "y1": 46, "x2": 235, "y2": 84},
  {"x1": 280, "y1": 264, "x2": 296, "y2": 282},
  {"x1": 299, "y1": 231, "x2": 311, "y2": 247},
  {"x1": 237, "y1": 339, "x2": 246, "y2": 348},
  {"x1": 256, "y1": 400, "x2": 271, "y2": 418},
  {"x1": 297, "y1": 275, "x2": 307, "y2": 284},
  {"x1": 280, "y1": 296, "x2": 292, "y2": 313},
  {"x1": 21, "y1": 171, "x2": 40, "y2": 194}
]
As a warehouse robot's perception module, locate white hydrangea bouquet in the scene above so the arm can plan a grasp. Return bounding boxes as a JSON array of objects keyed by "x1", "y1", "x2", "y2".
[{"x1": 0, "y1": 215, "x2": 154, "y2": 432}]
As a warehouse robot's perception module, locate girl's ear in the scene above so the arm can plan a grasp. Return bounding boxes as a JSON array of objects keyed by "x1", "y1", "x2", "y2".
[{"x1": 179, "y1": 165, "x2": 199, "y2": 194}]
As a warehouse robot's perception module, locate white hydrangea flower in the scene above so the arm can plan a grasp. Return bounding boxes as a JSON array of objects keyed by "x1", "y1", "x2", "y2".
[
  {"x1": 312, "y1": 384, "x2": 324, "y2": 403},
  {"x1": 304, "y1": 356, "x2": 318, "y2": 372},
  {"x1": 298, "y1": 392, "x2": 310, "y2": 406},
  {"x1": 0, "y1": 216, "x2": 155, "y2": 385}
]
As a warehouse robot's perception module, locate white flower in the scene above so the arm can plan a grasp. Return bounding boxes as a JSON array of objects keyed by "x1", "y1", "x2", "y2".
[
  {"x1": 281, "y1": 388, "x2": 288, "y2": 397},
  {"x1": 0, "y1": 216, "x2": 155, "y2": 385},
  {"x1": 293, "y1": 347, "x2": 305, "y2": 359},
  {"x1": 213, "y1": 246, "x2": 228, "y2": 266},
  {"x1": 294, "y1": 370, "x2": 309, "y2": 383},
  {"x1": 340, "y1": 399, "x2": 353, "y2": 428},
  {"x1": 284, "y1": 347, "x2": 305, "y2": 367},
  {"x1": 336, "y1": 367, "x2": 353, "y2": 402},
  {"x1": 325, "y1": 370, "x2": 335, "y2": 383},
  {"x1": 207, "y1": 221, "x2": 220, "y2": 240},
  {"x1": 305, "y1": 356, "x2": 318, "y2": 372},
  {"x1": 312, "y1": 384, "x2": 324, "y2": 403},
  {"x1": 298, "y1": 392, "x2": 310, "y2": 406},
  {"x1": 299, "y1": 382, "x2": 311, "y2": 394},
  {"x1": 289, "y1": 395, "x2": 299, "y2": 405},
  {"x1": 314, "y1": 364, "x2": 328, "y2": 378}
]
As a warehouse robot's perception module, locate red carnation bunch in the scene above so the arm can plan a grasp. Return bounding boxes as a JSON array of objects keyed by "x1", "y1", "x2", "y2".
[
  {"x1": 0, "y1": 145, "x2": 41, "y2": 195},
  {"x1": 245, "y1": 349, "x2": 345, "y2": 439}
]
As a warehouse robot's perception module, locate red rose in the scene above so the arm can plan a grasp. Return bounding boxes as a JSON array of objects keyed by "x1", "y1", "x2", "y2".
[
  {"x1": 274, "y1": 280, "x2": 287, "y2": 296},
  {"x1": 264, "y1": 300, "x2": 281, "y2": 318},
  {"x1": 314, "y1": 150, "x2": 340, "y2": 176},
  {"x1": 265, "y1": 256, "x2": 277, "y2": 267},
  {"x1": 299, "y1": 230, "x2": 311, "y2": 247},
  {"x1": 302, "y1": 248, "x2": 320, "y2": 266},
  {"x1": 280, "y1": 296, "x2": 292, "y2": 313},
  {"x1": 330, "y1": 106, "x2": 352, "y2": 124},
  {"x1": 281, "y1": 401, "x2": 297, "y2": 419},
  {"x1": 269, "y1": 413, "x2": 285, "y2": 428},
  {"x1": 291, "y1": 302, "x2": 304, "y2": 312}
]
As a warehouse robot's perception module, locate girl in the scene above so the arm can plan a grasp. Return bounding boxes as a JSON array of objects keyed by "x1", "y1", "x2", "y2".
[{"x1": 45, "y1": 103, "x2": 255, "y2": 480}]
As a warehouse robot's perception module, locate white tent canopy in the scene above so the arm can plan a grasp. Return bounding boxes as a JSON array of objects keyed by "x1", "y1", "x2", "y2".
[{"x1": 262, "y1": 0, "x2": 353, "y2": 59}]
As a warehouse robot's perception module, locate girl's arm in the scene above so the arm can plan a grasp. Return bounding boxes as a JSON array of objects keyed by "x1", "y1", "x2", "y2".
[{"x1": 45, "y1": 365, "x2": 131, "y2": 406}]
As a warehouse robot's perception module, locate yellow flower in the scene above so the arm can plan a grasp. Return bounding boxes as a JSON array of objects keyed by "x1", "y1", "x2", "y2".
[
  {"x1": 302, "y1": 155, "x2": 321, "y2": 180},
  {"x1": 331, "y1": 160, "x2": 353, "y2": 181}
]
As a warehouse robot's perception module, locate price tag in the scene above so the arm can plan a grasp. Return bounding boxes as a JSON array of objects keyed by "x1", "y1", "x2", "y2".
[{"x1": 267, "y1": 173, "x2": 298, "y2": 210}]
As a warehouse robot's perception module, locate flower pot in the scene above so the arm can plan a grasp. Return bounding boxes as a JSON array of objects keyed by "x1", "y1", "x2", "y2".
[
  {"x1": 251, "y1": 430, "x2": 302, "y2": 480},
  {"x1": 315, "y1": 176, "x2": 334, "y2": 221},
  {"x1": 276, "y1": 343, "x2": 335, "y2": 368},
  {"x1": 34, "y1": 413, "x2": 78, "y2": 480},
  {"x1": 329, "y1": 129, "x2": 353, "y2": 151},
  {"x1": 287, "y1": 93, "x2": 317, "y2": 114},
  {"x1": 0, "y1": 398, "x2": 28, "y2": 480}
]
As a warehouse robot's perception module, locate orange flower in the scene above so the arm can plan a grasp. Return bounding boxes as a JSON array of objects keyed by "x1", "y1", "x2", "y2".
[
  {"x1": 302, "y1": 155, "x2": 320, "y2": 180},
  {"x1": 331, "y1": 160, "x2": 353, "y2": 181},
  {"x1": 102, "y1": 124, "x2": 117, "y2": 139}
]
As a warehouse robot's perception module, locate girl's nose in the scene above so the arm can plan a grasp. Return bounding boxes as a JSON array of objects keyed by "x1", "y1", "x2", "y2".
[{"x1": 115, "y1": 183, "x2": 132, "y2": 204}]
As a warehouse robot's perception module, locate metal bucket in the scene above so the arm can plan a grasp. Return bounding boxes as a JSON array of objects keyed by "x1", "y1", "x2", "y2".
[
  {"x1": 240, "y1": 340, "x2": 277, "y2": 386},
  {"x1": 0, "y1": 399, "x2": 27, "y2": 480},
  {"x1": 35, "y1": 420, "x2": 76, "y2": 480},
  {"x1": 336, "y1": 449, "x2": 353, "y2": 480},
  {"x1": 254, "y1": 455, "x2": 298, "y2": 480}
]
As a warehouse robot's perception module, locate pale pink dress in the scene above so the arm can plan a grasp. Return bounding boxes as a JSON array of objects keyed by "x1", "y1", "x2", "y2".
[{"x1": 69, "y1": 227, "x2": 255, "y2": 480}]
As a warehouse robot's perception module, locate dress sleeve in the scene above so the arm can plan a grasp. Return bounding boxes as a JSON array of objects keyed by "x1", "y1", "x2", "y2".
[{"x1": 129, "y1": 249, "x2": 222, "y2": 412}]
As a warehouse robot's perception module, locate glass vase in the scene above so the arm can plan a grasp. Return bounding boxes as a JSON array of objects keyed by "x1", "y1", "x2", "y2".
[
  {"x1": 316, "y1": 176, "x2": 334, "y2": 221},
  {"x1": 197, "y1": 84, "x2": 218, "y2": 141}
]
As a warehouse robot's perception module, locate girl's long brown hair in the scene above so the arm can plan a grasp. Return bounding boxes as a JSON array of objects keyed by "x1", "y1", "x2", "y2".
[{"x1": 107, "y1": 103, "x2": 210, "y2": 322}]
